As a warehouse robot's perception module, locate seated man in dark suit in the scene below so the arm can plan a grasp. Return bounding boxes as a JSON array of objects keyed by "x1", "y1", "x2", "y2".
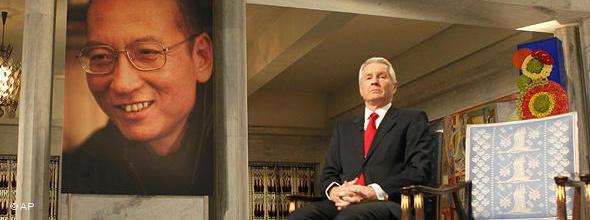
[{"x1": 289, "y1": 57, "x2": 433, "y2": 219}]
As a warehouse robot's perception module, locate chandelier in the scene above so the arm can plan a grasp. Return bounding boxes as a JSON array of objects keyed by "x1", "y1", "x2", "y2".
[{"x1": 0, "y1": 11, "x2": 21, "y2": 118}]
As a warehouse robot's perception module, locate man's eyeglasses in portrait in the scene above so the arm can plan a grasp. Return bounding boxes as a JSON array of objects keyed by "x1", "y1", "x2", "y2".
[{"x1": 77, "y1": 35, "x2": 196, "y2": 75}]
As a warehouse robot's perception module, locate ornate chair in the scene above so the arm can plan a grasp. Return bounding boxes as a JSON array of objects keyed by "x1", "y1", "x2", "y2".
[{"x1": 402, "y1": 112, "x2": 583, "y2": 220}]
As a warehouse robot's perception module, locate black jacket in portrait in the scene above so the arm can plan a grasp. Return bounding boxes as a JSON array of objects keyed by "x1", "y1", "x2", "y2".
[{"x1": 62, "y1": 85, "x2": 213, "y2": 195}]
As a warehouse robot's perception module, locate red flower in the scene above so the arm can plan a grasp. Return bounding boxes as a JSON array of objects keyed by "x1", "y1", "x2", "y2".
[
  {"x1": 519, "y1": 81, "x2": 568, "y2": 119},
  {"x1": 531, "y1": 49, "x2": 553, "y2": 65}
]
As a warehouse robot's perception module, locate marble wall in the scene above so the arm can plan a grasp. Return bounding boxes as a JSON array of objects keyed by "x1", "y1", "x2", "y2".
[{"x1": 60, "y1": 194, "x2": 208, "y2": 220}]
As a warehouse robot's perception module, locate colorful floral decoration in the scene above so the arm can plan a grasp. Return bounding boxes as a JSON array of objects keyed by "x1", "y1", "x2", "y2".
[
  {"x1": 518, "y1": 81, "x2": 568, "y2": 119},
  {"x1": 512, "y1": 45, "x2": 569, "y2": 120},
  {"x1": 516, "y1": 75, "x2": 532, "y2": 91},
  {"x1": 521, "y1": 50, "x2": 553, "y2": 81}
]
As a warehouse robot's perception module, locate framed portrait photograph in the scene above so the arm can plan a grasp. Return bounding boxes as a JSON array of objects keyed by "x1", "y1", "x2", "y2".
[{"x1": 61, "y1": 0, "x2": 214, "y2": 196}]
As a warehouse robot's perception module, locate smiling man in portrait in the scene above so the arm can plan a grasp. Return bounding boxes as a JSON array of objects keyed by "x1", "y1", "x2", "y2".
[{"x1": 62, "y1": 0, "x2": 214, "y2": 195}]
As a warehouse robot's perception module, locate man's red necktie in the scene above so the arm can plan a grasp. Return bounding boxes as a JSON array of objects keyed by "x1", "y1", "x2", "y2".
[{"x1": 358, "y1": 112, "x2": 379, "y2": 186}]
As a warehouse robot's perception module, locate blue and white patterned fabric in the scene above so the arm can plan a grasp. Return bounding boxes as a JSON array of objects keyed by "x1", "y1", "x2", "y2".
[{"x1": 466, "y1": 112, "x2": 578, "y2": 219}]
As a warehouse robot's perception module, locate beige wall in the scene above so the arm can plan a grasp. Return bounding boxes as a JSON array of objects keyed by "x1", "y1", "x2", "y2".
[
  {"x1": 247, "y1": 89, "x2": 331, "y2": 169},
  {"x1": 0, "y1": 122, "x2": 18, "y2": 154},
  {"x1": 248, "y1": 127, "x2": 329, "y2": 163},
  {"x1": 248, "y1": 89, "x2": 328, "y2": 128}
]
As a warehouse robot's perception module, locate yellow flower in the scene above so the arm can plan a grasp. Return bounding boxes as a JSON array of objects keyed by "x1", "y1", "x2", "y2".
[
  {"x1": 528, "y1": 92, "x2": 555, "y2": 118},
  {"x1": 521, "y1": 55, "x2": 552, "y2": 81}
]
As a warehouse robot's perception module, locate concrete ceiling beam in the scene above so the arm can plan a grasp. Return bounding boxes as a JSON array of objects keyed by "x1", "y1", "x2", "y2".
[
  {"x1": 247, "y1": 9, "x2": 354, "y2": 95},
  {"x1": 393, "y1": 25, "x2": 516, "y2": 84},
  {"x1": 247, "y1": 0, "x2": 590, "y2": 29},
  {"x1": 394, "y1": 32, "x2": 545, "y2": 108}
]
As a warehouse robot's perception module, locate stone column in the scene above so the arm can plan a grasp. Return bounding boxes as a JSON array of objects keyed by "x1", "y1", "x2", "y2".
[
  {"x1": 15, "y1": 0, "x2": 56, "y2": 219},
  {"x1": 554, "y1": 26, "x2": 590, "y2": 173},
  {"x1": 579, "y1": 18, "x2": 590, "y2": 170},
  {"x1": 213, "y1": 0, "x2": 249, "y2": 219}
]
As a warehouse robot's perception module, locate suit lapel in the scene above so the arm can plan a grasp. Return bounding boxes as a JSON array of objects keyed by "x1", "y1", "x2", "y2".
[
  {"x1": 364, "y1": 107, "x2": 399, "y2": 163},
  {"x1": 352, "y1": 114, "x2": 364, "y2": 167}
]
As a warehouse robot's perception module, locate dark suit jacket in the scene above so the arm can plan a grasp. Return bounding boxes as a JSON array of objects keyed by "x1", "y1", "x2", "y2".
[{"x1": 320, "y1": 107, "x2": 434, "y2": 203}]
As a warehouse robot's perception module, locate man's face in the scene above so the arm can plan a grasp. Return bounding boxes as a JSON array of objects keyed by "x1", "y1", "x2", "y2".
[
  {"x1": 359, "y1": 62, "x2": 397, "y2": 107},
  {"x1": 85, "y1": 0, "x2": 212, "y2": 145}
]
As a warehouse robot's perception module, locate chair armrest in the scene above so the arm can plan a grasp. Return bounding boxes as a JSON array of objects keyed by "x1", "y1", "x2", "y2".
[
  {"x1": 403, "y1": 181, "x2": 471, "y2": 196},
  {"x1": 581, "y1": 173, "x2": 590, "y2": 220},
  {"x1": 555, "y1": 176, "x2": 586, "y2": 220},
  {"x1": 580, "y1": 173, "x2": 590, "y2": 185},
  {"x1": 401, "y1": 181, "x2": 472, "y2": 220},
  {"x1": 286, "y1": 194, "x2": 323, "y2": 213}
]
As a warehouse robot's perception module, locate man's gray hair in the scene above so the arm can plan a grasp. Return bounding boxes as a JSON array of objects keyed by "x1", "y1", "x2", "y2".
[{"x1": 358, "y1": 57, "x2": 397, "y2": 83}]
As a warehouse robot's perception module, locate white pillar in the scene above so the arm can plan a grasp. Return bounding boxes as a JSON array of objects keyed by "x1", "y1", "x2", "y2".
[
  {"x1": 554, "y1": 26, "x2": 590, "y2": 173},
  {"x1": 579, "y1": 18, "x2": 590, "y2": 169},
  {"x1": 213, "y1": 0, "x2": 249, "y2": 219},
  {"x1": 15, "y1": 0, "x2": 56, "y2": 219}
]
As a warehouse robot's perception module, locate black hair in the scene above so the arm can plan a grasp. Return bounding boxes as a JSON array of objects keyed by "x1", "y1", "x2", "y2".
[
  {"x1": 177, "y1": 0, "x2": 212, "y2": 36},
  {"x1": 86, "y1": 0, "x2": 212, "y2": 37}
]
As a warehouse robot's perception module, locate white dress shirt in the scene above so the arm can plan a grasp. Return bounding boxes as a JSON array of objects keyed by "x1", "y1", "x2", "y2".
[{"x1": 326, "y1": 103, "x2": 391, "y2": 201}]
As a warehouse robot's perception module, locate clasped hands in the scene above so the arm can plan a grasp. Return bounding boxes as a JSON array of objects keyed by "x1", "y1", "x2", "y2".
[{"x1": 328, "y1": 178, "x2": 377, "y2": 210}]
